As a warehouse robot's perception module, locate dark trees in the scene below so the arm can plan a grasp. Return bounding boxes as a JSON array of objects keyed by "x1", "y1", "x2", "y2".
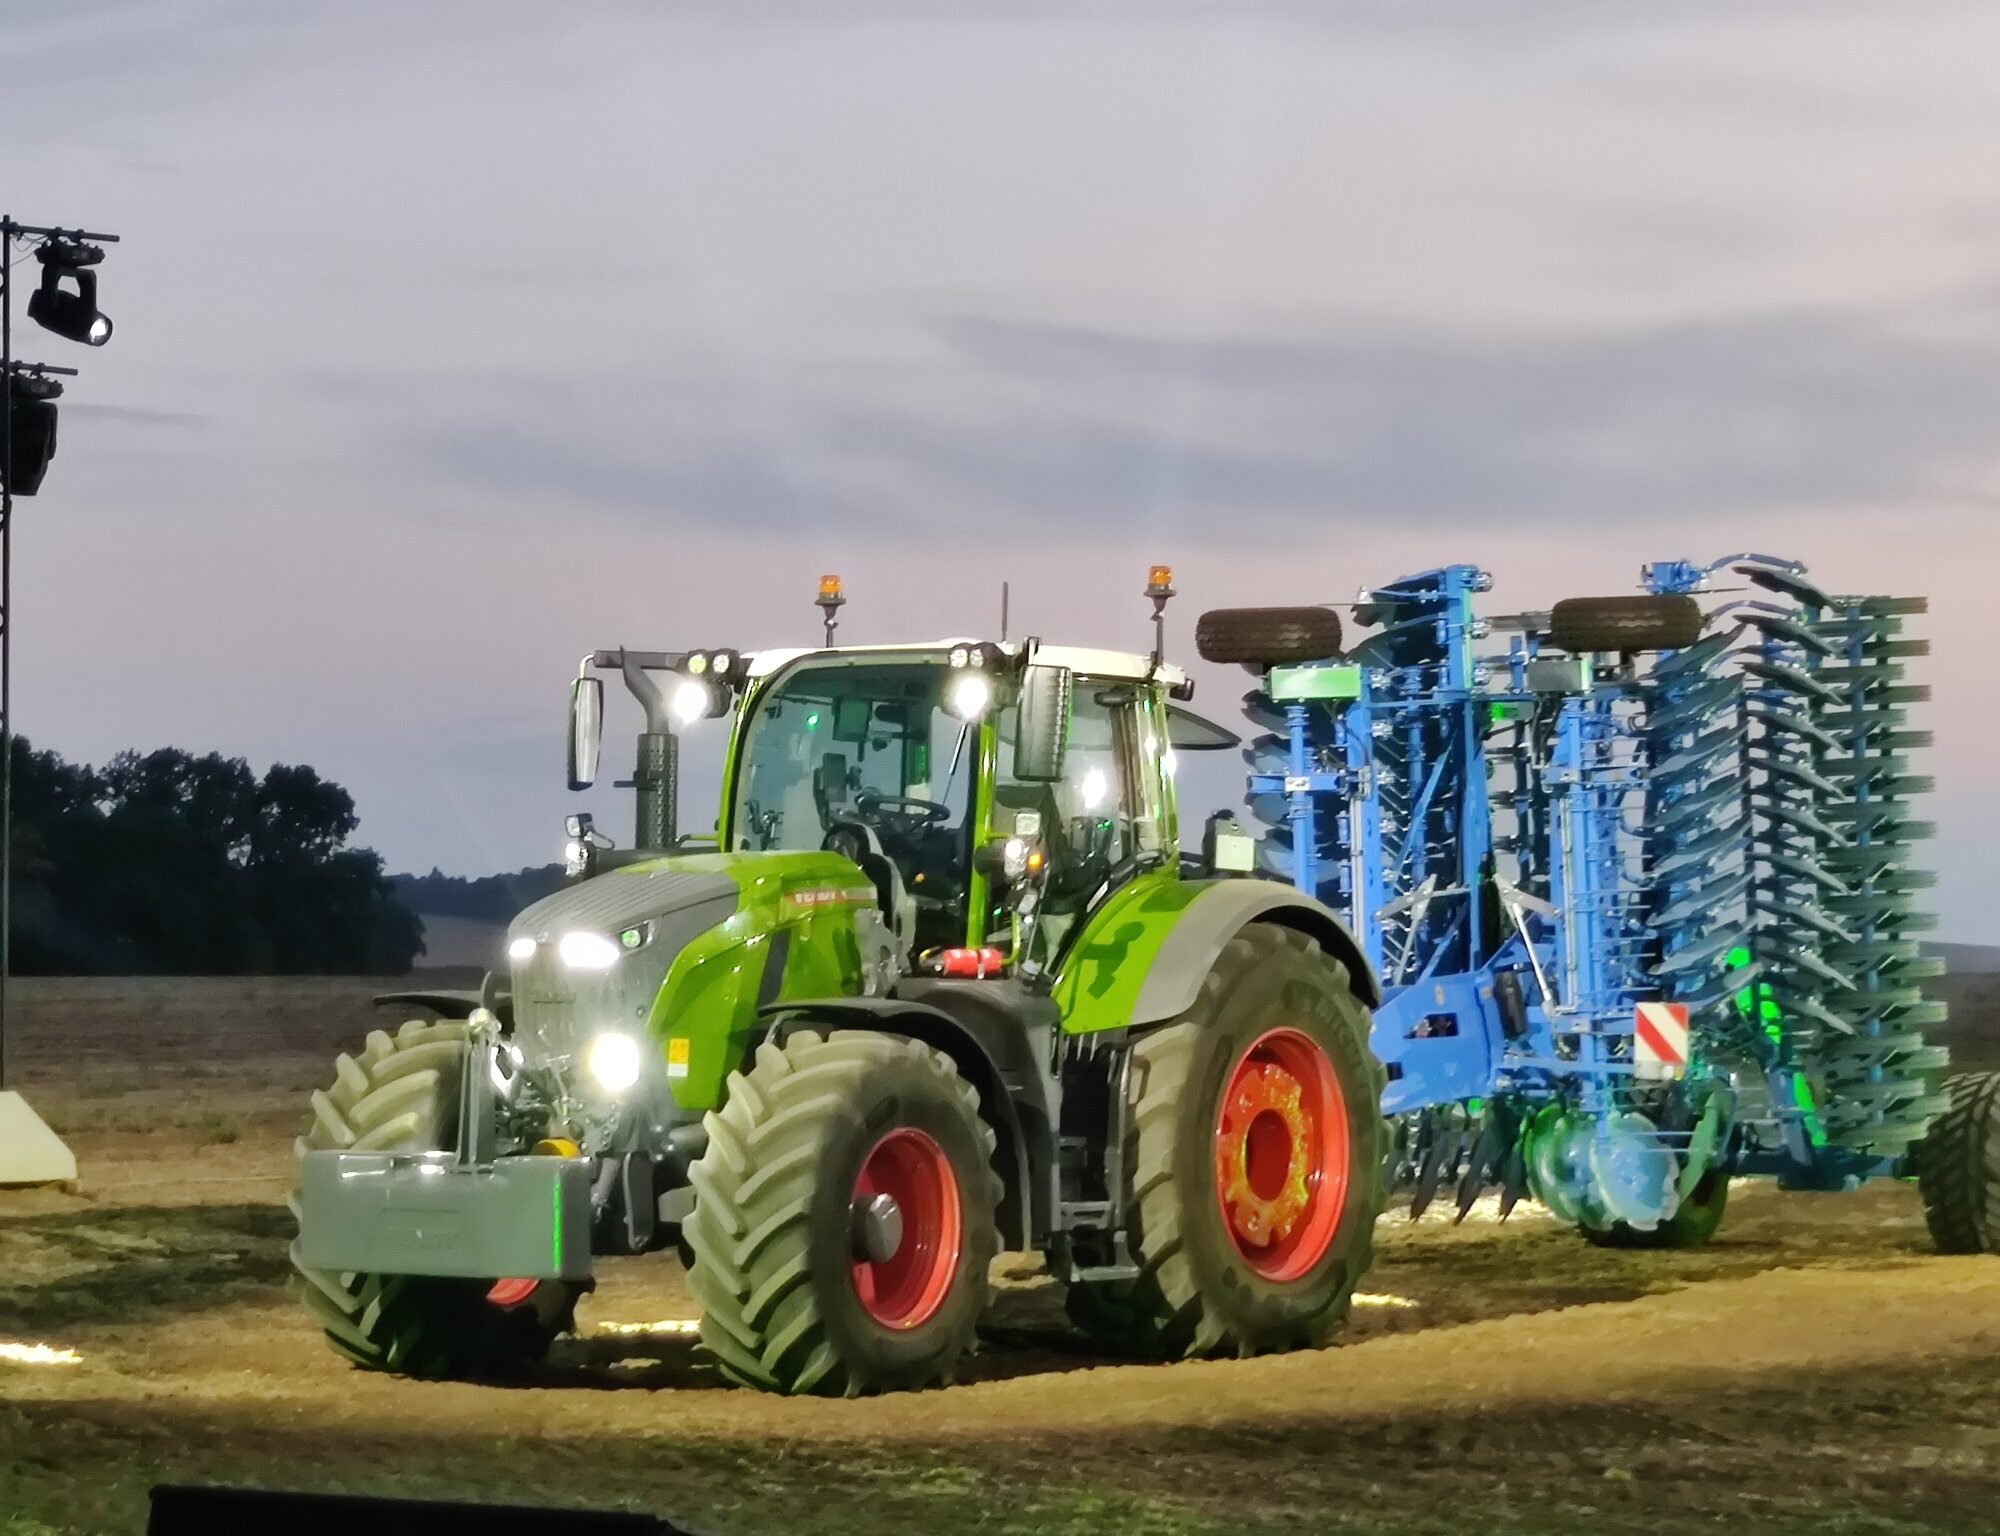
[{"x1": 8, "y1": 739, "x2": 423, "y2": 975}]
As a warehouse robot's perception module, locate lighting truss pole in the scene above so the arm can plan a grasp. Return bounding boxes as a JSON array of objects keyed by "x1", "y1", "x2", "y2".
[{"x1": 0, "y1": 216, "x2": 119, "y2": 1093}]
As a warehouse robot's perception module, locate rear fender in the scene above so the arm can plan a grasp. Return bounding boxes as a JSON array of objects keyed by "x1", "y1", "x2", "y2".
[{"x1": 1129, "y1": 878, "x2": 1382, "y2": 1024}]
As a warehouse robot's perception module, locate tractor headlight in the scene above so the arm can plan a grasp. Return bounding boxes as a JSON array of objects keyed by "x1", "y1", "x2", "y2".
[
  {"x1": 673, "y1": 677, "x2": 715, "y2": 724},
  {"x1": 585, "y1": 1031, "x2": 643, "y2": 1094},
  {"x1": 558, "y1": 930, "x2": 622, "y2": 971},
  {"x1": 507, "y1": 935, "x2": 537, "y2": 963},
  {"x1": 947, "y1": 673, "x2": 992, "y2": 721}
]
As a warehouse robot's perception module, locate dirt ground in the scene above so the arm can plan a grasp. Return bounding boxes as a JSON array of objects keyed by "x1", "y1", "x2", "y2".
[{"x1": 4, "y1": 974, "x2": 1999, "y2": 1536}]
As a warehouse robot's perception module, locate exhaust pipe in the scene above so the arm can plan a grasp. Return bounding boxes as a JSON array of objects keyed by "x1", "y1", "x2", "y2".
[{"x1": 617, "y1": 650, "x2": 678, "y2": 852}]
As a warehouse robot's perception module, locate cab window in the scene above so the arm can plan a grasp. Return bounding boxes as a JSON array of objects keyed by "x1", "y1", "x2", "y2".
[
  {"x1": 992, "y1": 679, "x2": 1147, "y2": 959},
  {"x1": 732, "y1": 659, "x2": 976, "y2": 953}
]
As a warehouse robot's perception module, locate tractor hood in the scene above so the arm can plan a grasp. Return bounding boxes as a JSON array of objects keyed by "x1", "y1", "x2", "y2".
[
  {"x1": 503, "y1": 850, "x2": 882, "y2": 1094},
  {"x1": 507, "y1": 863, "x2": 741, "y2": 1069}
]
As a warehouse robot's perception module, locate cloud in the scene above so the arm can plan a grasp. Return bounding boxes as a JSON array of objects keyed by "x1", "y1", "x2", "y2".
[
  {"x1": 6, "y1": 0, "x2": 1995, "y2": 938},
  {"x1": 60, "y1": 403, "x2": 210, "y2": 429},
  {"x1": 921, "y1": 306, "x2": 2000, "y2": 521},
  {"x1": 365, "y1": 299, "x2": 2000, "y2": 544}
]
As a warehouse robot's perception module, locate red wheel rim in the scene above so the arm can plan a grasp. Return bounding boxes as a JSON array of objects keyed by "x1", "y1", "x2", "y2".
[
  {"x1": 1214, "y1": 1027, "x2": 1350, "y2": 1282},
  {"x1": 850, "y1": 1127, "x2": 963, "y2": 1329},
  {"x1": 486, "y1": 1278, "x2": 540, "y2": 1308}
]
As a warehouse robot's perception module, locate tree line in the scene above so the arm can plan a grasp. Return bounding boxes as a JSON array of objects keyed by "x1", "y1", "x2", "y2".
[
  {"x1": 387, "y1": 864, "x2": 563, "y2": 926},
  {"x1": 8, "y1": 738, "x2": 424, "y2": 975}
]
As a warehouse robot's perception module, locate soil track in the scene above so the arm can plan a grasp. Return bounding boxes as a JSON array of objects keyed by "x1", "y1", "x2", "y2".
[{"x1": 4, "y1": 974, "x2": 1999, "y2": 1535}]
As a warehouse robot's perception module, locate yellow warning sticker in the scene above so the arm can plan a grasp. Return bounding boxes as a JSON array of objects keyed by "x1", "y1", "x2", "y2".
[{"x1": 667, "y1": 1037, "x2": 691, "y2": 1079}]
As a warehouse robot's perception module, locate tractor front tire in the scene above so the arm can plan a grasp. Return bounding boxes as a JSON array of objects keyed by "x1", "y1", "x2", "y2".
[
  {"x1": 1918, "y1": 1071, "x2": 2000, "y2": 1254},
  {"x1": 685, "y1": 1031, "x2": 1001, "y2": 1395},
  {"x1": 1580, "y1": 1165, "x2": 1730, "y2": 1249},
  {"x1": 1068, "y1": 925, "x2": 1386, "y2": 1358},
  {"x1": 289, "y1": 1018, "x2": 579, "y2": 1378}
]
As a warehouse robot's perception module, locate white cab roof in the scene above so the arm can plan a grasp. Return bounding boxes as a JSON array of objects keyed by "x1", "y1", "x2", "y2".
[{"x1": 745, "y1": 640, "x2": 1186, "y2": 690}]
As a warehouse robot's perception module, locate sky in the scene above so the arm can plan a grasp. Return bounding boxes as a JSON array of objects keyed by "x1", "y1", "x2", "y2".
[{"x1": 2, "y1": 0, "x2": 1995, "y2": 939}]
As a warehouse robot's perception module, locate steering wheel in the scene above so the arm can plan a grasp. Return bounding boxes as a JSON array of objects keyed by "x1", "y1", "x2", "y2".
[{"x1": 855, "y1": 791, "x2": 952, "y2": 829}]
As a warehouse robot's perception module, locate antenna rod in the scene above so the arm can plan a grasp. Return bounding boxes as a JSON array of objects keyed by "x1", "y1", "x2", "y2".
[{"x1": 1000, "y1": 580, "x2": 1009, "y2": 642}]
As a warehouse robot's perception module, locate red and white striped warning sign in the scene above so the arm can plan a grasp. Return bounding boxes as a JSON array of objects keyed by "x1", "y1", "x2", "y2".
[{"x1": 1634, "y1": 1002, "x2": 1690, "y2": 1080}]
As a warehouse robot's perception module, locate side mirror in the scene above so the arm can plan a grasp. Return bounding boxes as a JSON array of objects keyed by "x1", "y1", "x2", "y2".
[
  {"x1": 568, "y1": 676, "x2": 603, "y2": 790},
  {"x1": 1013, "y1": 665, "x2": 1072, "y2": 782}
]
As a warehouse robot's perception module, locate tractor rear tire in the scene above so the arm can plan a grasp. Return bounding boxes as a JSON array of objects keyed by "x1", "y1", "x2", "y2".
[
  {"x1": 1066, "y1": 926, "x2": 1386, "y2": 1358},
  {"x1": 1579, "y1": 1165, "x2": 1730, "y2": 1249},
  {"x1": 684, "y1": 1031, "x2": 1000, "y2": 1395},
  {"x1": 1196, "y1": 606, "x2": 1344, "y2": 668},
  {"x1": 288, "y1": 1018, "x2": 580, "y2": 1378},
  {"x1": 1917, "y1": 1071, "x2": 2000, "y2": 1254},
  {"x1": 1549, "y1": 595, "x2": 1703, "y2": 654}
]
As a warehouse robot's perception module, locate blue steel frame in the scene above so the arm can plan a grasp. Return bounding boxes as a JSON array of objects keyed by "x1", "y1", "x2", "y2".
[
  {"x1": 1246, "y1": 560, "x2": 1903, "y2": 1192},
  {"x1": 1645, "y1": 555, "x2": 1906, "y2": 1190},
  {"x1": 1247, "y1": 566, "x2": 1644, "y2": 1119}
]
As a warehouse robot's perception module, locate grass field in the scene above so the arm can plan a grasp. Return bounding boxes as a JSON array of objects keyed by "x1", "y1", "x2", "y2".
[{"x1": 3, "y1": 972, "x2": 1999, "y2": 1536}]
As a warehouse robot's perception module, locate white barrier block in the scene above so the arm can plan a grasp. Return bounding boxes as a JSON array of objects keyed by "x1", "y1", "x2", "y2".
[{"x1": 0, "y1": 1091, "x2": 77, "y2": 1185}]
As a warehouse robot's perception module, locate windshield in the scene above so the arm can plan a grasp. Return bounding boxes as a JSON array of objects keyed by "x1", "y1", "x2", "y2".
[{"x1": 730, "y1": 657, "x2": 977, "y2": 950}]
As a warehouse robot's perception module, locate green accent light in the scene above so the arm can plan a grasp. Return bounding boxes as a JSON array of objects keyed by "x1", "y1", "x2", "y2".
[
  {"x1": 805, "y1": 712, "x2": 821, "y2": 730},
  {"x1": 1726, "y1": 944, "x2": 1785, "y2": 1042},
  {"x1": 620, "y1": 927, "x2": 644, "y2": 950},
  {"x1": 552, "y1": 1170, "x2": 563, "y2": 1273},
  {"x1": 1792, "y1": 1074, "x2": 1828, "y2": 1148},
  {"x1": 1269, "y1": 664, "x2": 1363, "y2": 703}
]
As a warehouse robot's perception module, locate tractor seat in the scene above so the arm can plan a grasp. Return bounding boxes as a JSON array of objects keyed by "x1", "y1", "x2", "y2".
[{"x1": 823, "y1": 820, "x2": 916, "y2": 951}]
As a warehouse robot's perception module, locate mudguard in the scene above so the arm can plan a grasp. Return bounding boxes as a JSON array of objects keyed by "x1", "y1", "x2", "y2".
[{"x1": 1130, "y1": 877, "x2": 1382, "y2": 1023}]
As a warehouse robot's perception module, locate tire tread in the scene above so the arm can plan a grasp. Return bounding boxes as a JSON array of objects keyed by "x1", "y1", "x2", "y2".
[
  {"x1": 685, "y1": 1030, "x2": 1000, "y2": 1396},
  {"x1": 1069, "y1": 926, "x2": 1387, "y2": 1359},
  {"x1": 1918, "y1": 1071, "x2": 2000, "y2": 1254}
]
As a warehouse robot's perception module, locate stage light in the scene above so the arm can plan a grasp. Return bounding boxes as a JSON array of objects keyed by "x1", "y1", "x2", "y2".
[
  {"x1": 27, "y1": 242, "x2": 111, "y2": 347},
  {"x1": 0, "y1": 376, "x2": 60, "y2": 497}
]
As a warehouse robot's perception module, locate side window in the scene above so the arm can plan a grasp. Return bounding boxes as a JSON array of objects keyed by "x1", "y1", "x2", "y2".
[
  {"x1": 1054, "y1": 686, "x2": 1137, "y2": 868},
  {"x1": 993, "y1": 679, "x2": 1143, "y2": 917}
]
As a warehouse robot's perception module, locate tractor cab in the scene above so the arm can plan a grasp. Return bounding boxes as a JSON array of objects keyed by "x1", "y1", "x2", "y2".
[
  {"x1": 723, "y1": 644, "x2": 1199, "y2": 971},
  {"x1": 565, "y1": 621, "x2": 1223, "y2": 979}
]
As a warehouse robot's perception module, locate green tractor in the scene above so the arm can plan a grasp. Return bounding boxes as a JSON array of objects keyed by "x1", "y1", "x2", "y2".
[{"x1": 290, "y1": 573, "x2": 1387, "y2": 1394}]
